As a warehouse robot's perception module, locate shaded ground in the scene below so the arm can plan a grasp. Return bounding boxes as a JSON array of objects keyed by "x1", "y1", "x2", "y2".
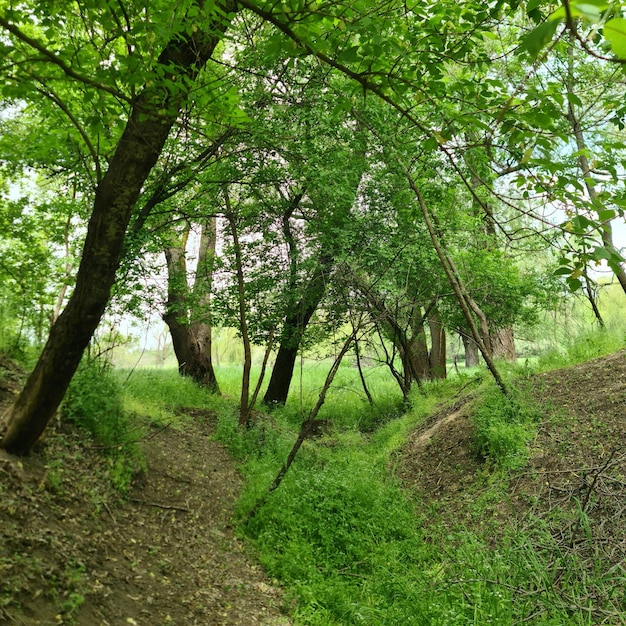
[{"x1": 0, "y1": 358, "x2": 290, "y2": 625}]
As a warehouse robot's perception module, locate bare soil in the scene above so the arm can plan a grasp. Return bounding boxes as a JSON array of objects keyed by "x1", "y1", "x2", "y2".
[{"x1": 0, "y1": 357, "x2": 290, "y2": 626}]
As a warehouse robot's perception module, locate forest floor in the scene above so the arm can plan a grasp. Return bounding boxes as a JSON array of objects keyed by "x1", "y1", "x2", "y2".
[
  {"x1": 400, "y1": 349, "x2": 626, "y2": 572},
  {"x1": 0, "y1": 355, "x2": 291, "y2": 626},
  {"x1": 1, "y1": 349, "x2": 625, "y2": 625}
]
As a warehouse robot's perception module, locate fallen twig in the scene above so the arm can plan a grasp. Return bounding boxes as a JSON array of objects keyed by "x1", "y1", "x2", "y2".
[{"x1": 129, "y1": 498, "x2": 190, "y2": 513}]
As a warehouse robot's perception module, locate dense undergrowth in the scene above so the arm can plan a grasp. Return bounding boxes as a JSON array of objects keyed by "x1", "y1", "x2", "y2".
[
  {"x1": 212, "y1": 325, "x2": 623, "y2": 625},
  {"x1": 54, "y1": 320, "x2": 626, "y2": 624}
]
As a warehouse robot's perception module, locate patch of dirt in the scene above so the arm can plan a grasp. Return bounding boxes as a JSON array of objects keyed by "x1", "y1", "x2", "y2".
[
  {"x1": 398, "y1": 394, "x2": 481, "y2": 505},
  {"x1": 0, "y1": 357, "x2": 290, "y2": 625}
]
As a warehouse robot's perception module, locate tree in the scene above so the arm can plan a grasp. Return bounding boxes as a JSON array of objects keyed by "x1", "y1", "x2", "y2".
[
  {"x1": 163, "y1": 219, "x2": 220, "y2": 392},
  {"x1": 1, "y1": 1, "x2": 238, "y2": 454}
]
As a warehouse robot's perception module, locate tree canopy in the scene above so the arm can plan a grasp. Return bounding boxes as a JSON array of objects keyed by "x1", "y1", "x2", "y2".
[{"x1": 1, "y1": 0, "x2": 625, "y2": 452}]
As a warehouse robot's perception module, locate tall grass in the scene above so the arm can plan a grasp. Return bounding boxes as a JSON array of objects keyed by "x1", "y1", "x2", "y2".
[
  {"x1": 534, "y1": 284, "x2": 625, "y2": 371},
  {"x1": 63, "y1": 359, "x2": 145, "y2": 492},
  {"x1": 114, "y1": 367, "x2": 233, "y2": 424}
]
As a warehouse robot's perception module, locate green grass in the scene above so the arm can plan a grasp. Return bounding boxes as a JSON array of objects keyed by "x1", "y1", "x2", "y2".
[
  {"x1": 115, "y1": 366, "x2": 233, "y2": 423},
  {"x1": 63, "y1": 359, "x2": 145, "y2": 493},
  {"x1": 207, "y1": 338, "x2": 623, "y2": 624},
  {"x1": 472, "y1": 382, "x2": 542, "y2": 470},
  {"x1": 72, "y1": 318, "x2": 625, "y2": 623},
  {"x1": 533, "y1": 285, "x2": 625, "y2": 371}
]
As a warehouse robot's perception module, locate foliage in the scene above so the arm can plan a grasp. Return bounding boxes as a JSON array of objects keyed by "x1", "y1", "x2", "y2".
[
  {"x1": 63, "y1": 359, "x2": 145, "y2": 493},
  {"x1": 471, "y1": 383, "x2": 541, "y2": 470},
  {"x1": 535, "y1": 283, "x2": 626, "y2": 369},
  {"x1": 208, "y1": 359, "x2": 621, "y2": 624}
]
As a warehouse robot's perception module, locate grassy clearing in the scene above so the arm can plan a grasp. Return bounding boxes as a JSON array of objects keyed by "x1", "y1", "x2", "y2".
[{"x1": 114, "y1": 366, "x2": 233, "y2": 423}]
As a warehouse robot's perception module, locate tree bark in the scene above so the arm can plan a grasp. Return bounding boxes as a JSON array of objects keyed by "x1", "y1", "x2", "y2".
[
  {"x1": 428, "y1": 310, "x2": 447, "y2": 379},
  {"x1": 491, "y1": 326, "x2": 516, "y2": 362},
  {"x1": 262, "y1": 258, "x2": 331, "y2": 406},
  {"x1": 0, "y1": 3, "x2": 236, "y2": 454},
  {"x1": 460, "y1": 331, "x2": 480, "y2": 368},
  {"x1": 163, "y1": 220, "x2": 220, "y2": 393}
]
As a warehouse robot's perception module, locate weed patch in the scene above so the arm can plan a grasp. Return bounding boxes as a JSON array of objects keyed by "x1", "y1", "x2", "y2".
[{"x1": 472, "y1": 384, "x2": 541, "y2": 470}]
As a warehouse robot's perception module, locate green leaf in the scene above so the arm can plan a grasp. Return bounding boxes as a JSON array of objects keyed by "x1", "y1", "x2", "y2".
[
  {"x1": 337, "y1": 45, "x2": 361, "y2": 64},
  {"x1": 604, "y1": 18, "x2": 626, "y2": 59},
  {"x1": 551, "y1": 0, "x2": 610, "y2": 22},
  {"x1": 566, "y1": 276, "x2": 583, "y2": 292},
  {"x1": 553, "y1": 267, "x2": 572, "y2": 275},
  {"x1": 572, "y1": 3, "x2": 603, "y2": 21},
  {"x1": 565, "y1": 92, "x2": 583, "y2": 107},
  {"x1": 571, "y1": 215, "x2": 594, "y2": 231},
  {"x1": 527, "y1": 0, "x2": 545, "y2": 12},
  {"x1": 591, "y1": 246, "x2": 613, "y2": 261},
  {"x1": 597, "y1": 209, "x2": 616, "y2": 221},
  {"x1": 520, "y1": 21, "x2": 559, "y2": 56}
]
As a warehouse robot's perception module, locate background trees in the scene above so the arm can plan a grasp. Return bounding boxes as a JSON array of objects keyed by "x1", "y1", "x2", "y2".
[{"x1": 1, "y1": 0, "x2": 625, "y2": 452}]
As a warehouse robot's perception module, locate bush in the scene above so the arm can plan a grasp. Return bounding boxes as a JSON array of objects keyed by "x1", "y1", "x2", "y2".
[
  {"x1": 472, "y1": 384, "x2": 540, "y2": 470},
  {"x1": 63, "y1": 360, "x2": 144, "y2": 492}
]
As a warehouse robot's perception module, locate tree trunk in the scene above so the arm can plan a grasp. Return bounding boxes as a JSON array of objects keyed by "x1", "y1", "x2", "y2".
[
  {"x1": 566, "y1": 40, "x2": 626, "y2": 295},
  {"x1": 224, "y1": 191, "x2": 252, "y2": 427},
  {"x1": 405, "y1": 325, "x2": 430, "y2": 383},
  {"x1": 428, "y1": 311, "x2": 447, "y2": 379},
  {"x1": 0, "y1": 4, "x2": 236, "y2": 454},
  {"x1": 461, "y1": 331, "x2": 480, "y2": 368},
  {"x1": 262, "y1": 258, "x2": 330, "y2": 406},
  {"x1": 491, "y1": 326, "x2": 516, "y2": 362},
  {"x1": 163, "y1": 220, "x2": 220, "y2": 392}
]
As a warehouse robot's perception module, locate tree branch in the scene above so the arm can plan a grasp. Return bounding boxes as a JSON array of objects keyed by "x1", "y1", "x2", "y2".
[{"x1": 0, "y1": 16, "x2": 127, "y2": 101}]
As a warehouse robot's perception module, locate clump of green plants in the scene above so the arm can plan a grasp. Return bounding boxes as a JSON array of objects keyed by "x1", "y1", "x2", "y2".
[
  {"x1": 116, "y1": 367, "x2": 231, "y2": 423},
  {"x1": 54, "y1": 561, "x2": 87, "y2": 624},
  {"x1": 472, "y1": 384, "x2": 541, "y2": 470},
  {"x1": 63, "y1": 359, "x2": 145, "y2": 492},
  {"x1": 243, "y1": 450, "x2": 434, "y2": 625}
]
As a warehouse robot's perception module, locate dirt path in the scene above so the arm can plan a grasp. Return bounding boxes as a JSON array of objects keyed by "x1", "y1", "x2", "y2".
[
  {"x1": 81, "y1": 412, "x2": 289, "y2": 626},
  {"x1": 0, "y1": 393, "x2": 290, "y2": 625}
]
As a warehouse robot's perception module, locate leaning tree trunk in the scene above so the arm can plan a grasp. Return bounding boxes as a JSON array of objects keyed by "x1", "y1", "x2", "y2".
[
  {"x1": 0, "y1": 4, "x2": 236, "y2": 455},
  {"x1": 566, "y1": 39, "x2": 626, "y2": 295},
  {"x1": 263, "y1": 260, "x2": 330, "y2": 406}
]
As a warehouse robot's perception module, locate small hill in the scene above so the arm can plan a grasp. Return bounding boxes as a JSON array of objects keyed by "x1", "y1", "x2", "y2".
[
  {"x1": 399, "y1": 349, "x2": 626, "y2": 618},
  {"x1": 401, "y1": 349, "x2": 626, "y2": 511}
]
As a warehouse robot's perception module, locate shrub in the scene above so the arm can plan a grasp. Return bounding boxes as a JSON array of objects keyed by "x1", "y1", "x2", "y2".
[
  {"x1": 63, "y1": 359, "x2": 144, "y2": 492},
  {"x1": 472, "y1": 384, "x2": 540, "y2": 470}
]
